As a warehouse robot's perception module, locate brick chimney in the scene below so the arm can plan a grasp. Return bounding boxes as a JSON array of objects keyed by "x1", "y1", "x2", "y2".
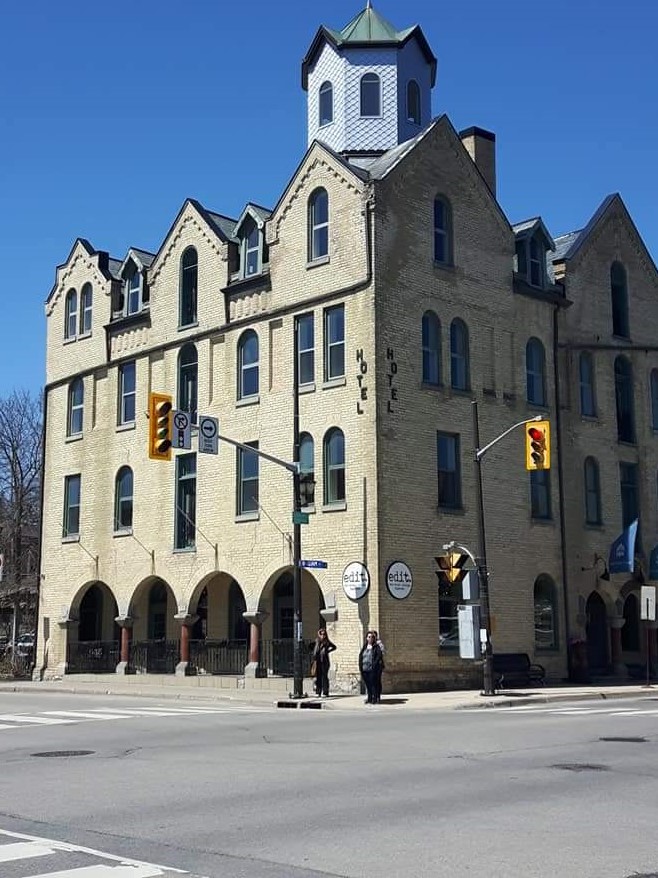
[{"x1": 459, "y1": 127, "x2": 496, "y2": 197}]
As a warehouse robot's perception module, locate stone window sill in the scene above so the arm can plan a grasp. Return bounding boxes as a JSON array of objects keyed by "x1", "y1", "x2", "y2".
[
  {"x1": 299, "y1": 382, "x2": 316, "y2": 395},
  {"x1": 236, "y1": 395, "x2": 260, "y2": 408},
  {"x1": 307, "y1": 256, "x2": 330, "y2": 270},
  {"x1": 178, "y1": 321, "x2": 199, "y2": 332},
  {"x1": 322, "y1": 377, "x2": 346, "y2": 390},
  {"x1": 113, "y1": 528, "x2": 133, "y2": 538},
  {"x1": 62, "y1": 534, "x2": 80, "y2": 544},
  {"x1": 438, "y1": 505, "x2": 465, "y2": 516},
  {"x1": 235, "y1": 512, "x2": 259, "y2": 523},
  {"x1": 173, "y1": 546, "x2": 197, "y2": 554},
  {"x1": 65, "y1": 433, "x2": 83, "y2": 444},
  {"x1": 63, "y1": 336, "x2": 77, "y2": 346},
  {"x1": 78, "y1": 331, "x2": 92, "y2": 341},
  {"x1": 322, "y1": 501, "x2": 346, "y2": 513},
  {"x1": 116, "y1": 422, "x2": 136, "y2": 433}
]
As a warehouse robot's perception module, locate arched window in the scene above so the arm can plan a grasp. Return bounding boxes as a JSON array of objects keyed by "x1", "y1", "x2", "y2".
[
  {"x1": 179, "y1": 247, "x2": 198, "y2": 327},
  {"x1": 622, "y1": 593, "x2": 640, "y2": 651},
  {"x1": 406, "y1": 80, "x2": 421, "y2": 125},
  {"x1": 323, "y1": 427, "x2": 345, "y2": 505},
  {"x1": 319, "y1": 80, "x2": 333, "y2": 126},
  {"x1": 241, "y1": 218, "x2": 260, "y2": 277},
  {"x1": 534, "y1": 575, "x2": 558, "y2": 650},
  {"x1": 422, "y1": 311, "x2": 441, "y2": 385},
  {"x1": 526, "y1": 337, "x2": 546, "y2": 406},
  {"x1": 360, "y1": 72, "x2": 381, "y2": 116},
  {"x1": 177, "y1": 343, "x2": 198, "y2": 423},
  {"x1": 450, "y1": 319, "x2": 470, "y2": 391},
  {"x1": 80, "y1": 283, "x2": 93, "y2": 335},
  {"x1": 300, "y1": 432, "x2": 315, "y2": 507},
  {"x1": 651, "y1": 369, "x2": 658, "y2": 431},
  {"x1": 614, "y1": 355, "x2": 635, "y2": 443},
  {"x1": 433, "y1": 196, "x2": 452, "y2": 264},
  {"x1": 579, "y1": 352, "x2": 596, "y2": 416},
  {"x1": 238, "y1": 330, "x2": 259, "y2": 399},
  {"x1": 584, "y1": 456, "x2": 602, "y2": 525},
  {"x1": 126, "y1": 268, "x2": 142, "y2": 315},
  {"x1": 64, "y1": 289, "x2": 77, "y2": 340},
  {"x1": 114, "y1": 466, "x2": 133, "y2": 532},
  {"x1": 308, "y1": 188, "x2": 329, "y2": 262},
  {"x1": 67, "y1": 378, "x2": 84, "y2": 437},
  {"x1": 611, "y1": 261, "x2": 629, "y2": 338}
]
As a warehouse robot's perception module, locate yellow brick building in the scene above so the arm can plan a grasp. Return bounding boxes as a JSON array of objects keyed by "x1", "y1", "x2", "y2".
[{"x1": 35, "y1": 4, "x2": 658, "y2": 691}]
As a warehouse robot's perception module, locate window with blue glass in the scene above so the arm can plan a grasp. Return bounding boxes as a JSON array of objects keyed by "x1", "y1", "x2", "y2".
[
  {"x1": 360, "y1": 73, "x2": 380, "y2": 116},
  {"x1": 422, "y1": 311, "x2": 441, "y2": 385},
  {"x1": 238, "y1": 330, "x2": 259, "y2": 399},
  {"x1": 437, "y1": 432, "x2": 461, "y2": 509},
  {"x1": 433, "y1": 197, "x2": 452, "y2": 265},
  {"x1": 450, "y1": 319, "x2": 470, "y2": 391},
  {"x1": 319, "y1": 80, "x2": 333, "y2": 126},
  {"x1": 530, "y1": 469, "x2": 551, "y2": 519},
  {"x1": 237, "y1": 443, "x2": 259, "y2": 515},
  {"x1": 297, "y1": 314, "x2": 315, "y2": 386},
  {"x1": 579, "y1": 352, "x2": 596, "y2": 417},
  {"x1": 175, "y1": 453, "x2": 196, "y2": 549},
  {"x1": 308, "y1": 188, "x2": 329, "y2": 262},
  {"x1": 526, "y1": 338, "x2": 546, "y2": 406}
]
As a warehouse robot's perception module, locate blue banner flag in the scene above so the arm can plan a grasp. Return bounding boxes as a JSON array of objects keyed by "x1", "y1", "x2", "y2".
[{"x1": 609, "y1": 520, "x2": 638, "y2": 575}]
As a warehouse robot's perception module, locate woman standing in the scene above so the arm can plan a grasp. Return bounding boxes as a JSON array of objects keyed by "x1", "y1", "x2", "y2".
[
  {"x1": 359, "y1": 631, "x2": 384, "y2": 704},
  {"x1": 312, "y1": 628, "x2": 336, "y2": 697}
]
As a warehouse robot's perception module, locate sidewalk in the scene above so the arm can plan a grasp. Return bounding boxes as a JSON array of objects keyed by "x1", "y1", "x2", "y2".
[{"x1": 0, "y1": 677, "x2": 656, "y2": 711}]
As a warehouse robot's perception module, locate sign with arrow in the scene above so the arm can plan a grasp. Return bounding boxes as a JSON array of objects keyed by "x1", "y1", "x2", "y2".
[
  {"x1": 198, "y1": 416, "x2": 219, "y2": 454},
  {"x1": 173, "y1": 411, "x2": 192, "y2": 450}
]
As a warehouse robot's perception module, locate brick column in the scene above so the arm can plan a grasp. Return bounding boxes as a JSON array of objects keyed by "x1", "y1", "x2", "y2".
[
  {"x1": 608, "y1": 616, "x2": 626, "y2": 677},
  {"x1": 115, "y1": 616, "x2": 133, "y2": 675},
  {"x1": 243, "y1": 611, "x2": 268, "y2": 678},
  {"x1": 174, "y1": 613, "x2": 197, "y2": 677}
]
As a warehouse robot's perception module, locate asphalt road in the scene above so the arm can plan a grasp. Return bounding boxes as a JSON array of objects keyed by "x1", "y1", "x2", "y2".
[{"x1": 2, "y1": 691, "x2": 658, "y2": 878}]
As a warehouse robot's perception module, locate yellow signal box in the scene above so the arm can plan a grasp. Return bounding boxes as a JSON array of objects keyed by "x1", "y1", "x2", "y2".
[
  {"x1": 525, "y1": 420, "x2": 550, "y2": 470},
  {"x1": 148, "y1": 393, "x2": 173, "y2": 461}
]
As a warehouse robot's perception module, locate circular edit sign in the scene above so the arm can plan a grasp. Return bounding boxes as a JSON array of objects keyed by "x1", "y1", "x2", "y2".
[
  {"x1": 342, "y1": 561, "x2": 370, "y2": 601},
  {"x1": 385, "y1": 561, "x2": 413, "y2": 600}
]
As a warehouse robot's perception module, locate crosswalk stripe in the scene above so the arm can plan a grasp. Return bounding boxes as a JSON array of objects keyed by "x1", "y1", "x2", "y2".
[
  {"x1": 0, "y1": 714, "x2": 73, "y2": 725},
  {"x1": 42, "y1": 711, "x2": 142, "y2": 720},
  {"x1": 26, "y1": 865, "x2": 164, "y2": 877},
  {"x1": 0, "y1": 841, "x2": 55, "y2": 861}
]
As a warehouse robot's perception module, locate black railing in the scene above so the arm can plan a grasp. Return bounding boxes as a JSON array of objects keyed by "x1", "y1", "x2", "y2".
[
  {"x1": 259, "y1": 639, "x2": 315, "y2": 677},
  {"x1": 67, "y1": 640, "x2": 120, "y2": 674},
  {"x1": 188, "y1": 639, "x2": 249, "y2": 675},
  {"x1": 130, "y1": 640, "x2": 179, "y2": 674}
]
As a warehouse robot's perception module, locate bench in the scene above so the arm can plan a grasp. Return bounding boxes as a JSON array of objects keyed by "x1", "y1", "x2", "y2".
[{"x1": 492, "y1": 653, "x2": 545, "y2": 689}]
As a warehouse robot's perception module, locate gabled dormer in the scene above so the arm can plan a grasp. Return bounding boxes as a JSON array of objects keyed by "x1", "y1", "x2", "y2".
[
  {"x1": 229, "y1": 204, "x2": 271, "y2": 282},
  {"x1": 513, "y1": 218, "x2": 555, "y2": 290},
  {"x1": 112, "y1": 248, "x2": 155, "y2": 321}
]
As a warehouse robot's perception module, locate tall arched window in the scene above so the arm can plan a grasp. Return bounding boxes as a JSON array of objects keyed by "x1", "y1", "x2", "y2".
[
  {"x1": 300, "y1": 432, "x2": 315, "y2": 507},
  {"x1": 177, "y1": 343, "x2": 198, "y2": 422},
  {"x1": 651, "y1": 369, "x2": 658, "y2": 431},
  {"x1": 64, "y1": 289, "x2": 77, "y2": 340},
  {"x1": 433, "y1": 196, "x2": 452, "y2": 265},
  {"x1": 360, "y1": 72, "x2": 381, "y2": 116},
  {"x1": 323, "y1": 427, "x2": 345, "y2": 505},
  {"x1": 534, "y1": 575, "x2": 558, "y2": 650},
  {"x1": 622, "y1": 593, "x2": 640, "y2": 651},
  {"x1": 614, "y1": 355, "x2": 635, "y2": 443},
  {"x1": 179, "y1": 247, "x2": 198, "y2": 327},
  {"x1": 422, "y1": 311, "x2": 441, "y2": 386},
  {"x1": 80, "y1": 283, "x2": 93, "y2": 335},
  {"x1": 238, "y1": 330, "x2": 259, "y2": 399},
  {"x1": 450, "y1": 319, "x2": 470, "y2": 391},
  {"x1": 526, "y1": 337, "x2": 546, "y2": 405},
  {"x1": 67, "y1": 378, "x2": 84, "y2": 437},
  {"x1": 584, "y1": 456, "x2": 602, "y2": 525},
  {"x1": 611, "y1": 261, "x2": 629, "y2": 338},
  {"x1": 114, "y1": 466, "x2": 133, "y2": 532},
  {"x1": 579, "y1": 352, "x2": 596, "y2": 416},
  {"x1": 308, "y1": 188, "x2": 329, "y2": 262},
  {"x1": 319, "y1": 80, "x2": 333, "y2": 126},
  {"x1": 407, "y1": 80, "x2": 421, "y2": 125}
]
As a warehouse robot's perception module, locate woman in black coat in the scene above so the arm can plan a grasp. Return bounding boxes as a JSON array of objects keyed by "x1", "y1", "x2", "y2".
[
  {"x1": 312, "y1": 628, "x2": 336, "y2": 697},
  {"x1": 359, "y1": 631, "x2": 384, "y2": 704}
]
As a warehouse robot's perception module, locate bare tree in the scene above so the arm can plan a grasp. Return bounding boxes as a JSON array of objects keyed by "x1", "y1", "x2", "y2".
[{"x1": 0, "y1": 389, "x2": 43, "y2": 638}]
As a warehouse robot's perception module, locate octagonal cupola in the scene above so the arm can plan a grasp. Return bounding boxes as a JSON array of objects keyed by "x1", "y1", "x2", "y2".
[{"x1": 302, "y1": 1, "x2": 437, "y2": 156}]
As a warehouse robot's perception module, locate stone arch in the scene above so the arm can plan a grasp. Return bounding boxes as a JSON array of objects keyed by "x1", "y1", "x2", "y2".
[
  {"x1": 65, "y1": 581, "x2": 120, "y2": 674},
  {"x1": 258, "y1": 565, "x2": 327, "y2": 650},
  {"x1": 186, "y1": 572, "x2": 249, "y2": 642},
  {"x1": 128, "y1": 576, "x2": 178, "y2": 643}
]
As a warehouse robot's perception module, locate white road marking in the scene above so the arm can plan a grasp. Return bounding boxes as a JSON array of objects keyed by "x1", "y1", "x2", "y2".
[
  {"x1": 0, "y1": 840, "x2": 55, "y2": 861},
  {"x1": 0, "y1": 714, "x2": 73, "y2": 725},
  {"x1": 42, "y1": 711, "x2": 144, "y2": 720},
  {"x1": 26, "y1": 865, "x2": 164, "y2": 877}
]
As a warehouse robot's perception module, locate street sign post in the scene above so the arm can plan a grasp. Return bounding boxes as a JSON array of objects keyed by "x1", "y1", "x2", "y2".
[
  {"x1": 198, "y1": 415, "x2": 219, "y2": 454},
  {"x1": 173, "y1": 411, "x2": 192, "y2": 450},
  {"x1": 299, "y1": 560, "x2": 328, "y2": 569}
]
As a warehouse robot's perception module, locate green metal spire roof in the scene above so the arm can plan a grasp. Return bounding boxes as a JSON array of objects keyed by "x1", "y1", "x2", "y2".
[{"x1": 302, "y1": 4, "x2": 437, "y2": 89}]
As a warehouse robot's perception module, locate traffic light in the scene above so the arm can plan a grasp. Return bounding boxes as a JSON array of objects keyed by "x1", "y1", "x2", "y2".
[
  {"x1": 435, "y1": 552, "x2": 468, "y2": 590},
  {"x1": 525, "y1": 420, "x2": 550, "y2": 471},
  {"x1": 148, "y1": 392, "x2": 173, "y2": 461}
]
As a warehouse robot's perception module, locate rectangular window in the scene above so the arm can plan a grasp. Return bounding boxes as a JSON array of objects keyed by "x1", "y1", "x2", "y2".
[
  {"x1": 297, "y1": 313, "x2": 315, "y2": 386},
  {"x1": 175, "y1": 453, "x2": 196, "y2": 550},
  {"x1": 324, "y1": 305, "x2": 345, "y2": 381},
  {"x1": 620, "y1": 462, "x2": 639, "y2": 530},
  {"x1": 437, "y1": 432, "x2": 461, "y2": 509},
  {"x1": 530, "y1": 469, "x2": 552, "y2": 519},
  {"x1": 238, "y1": 442, "x2": 259, "y2": 515},
  {"x1": 438, "y1": 584, "x2": 460, "y2": 650},
  {"x1": 63, "y1": 474, "x2": 81, "y2": 538},
  {"x1": 118, "y1": 362, "x2": 136, "y2": 425}
]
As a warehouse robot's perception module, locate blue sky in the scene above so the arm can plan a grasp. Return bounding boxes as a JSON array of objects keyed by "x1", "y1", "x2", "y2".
[{"x1": 2, "y1": 0, "x2": 657, "y2": 396}]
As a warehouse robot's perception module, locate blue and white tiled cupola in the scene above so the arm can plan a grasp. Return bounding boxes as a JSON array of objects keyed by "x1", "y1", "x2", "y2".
[{"x1": 302, "y1": 1, "x2": 437, "y2": 156}]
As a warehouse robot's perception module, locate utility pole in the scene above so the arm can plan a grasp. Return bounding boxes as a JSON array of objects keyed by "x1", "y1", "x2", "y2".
[
  {"x1": 472, "y1": 399, "x2": 494, "y2": 696},
  {"x1": 292, "y1": 318, "x2": 304, "y2": 699}
]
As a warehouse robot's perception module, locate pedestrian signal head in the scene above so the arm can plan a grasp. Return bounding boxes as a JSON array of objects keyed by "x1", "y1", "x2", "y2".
[
  {"x1": 149, "y1": 392, "x2": 173, "y2": 461},
  {"x1": 525, "y1": 420, "x2": 550, "y2": 470}
]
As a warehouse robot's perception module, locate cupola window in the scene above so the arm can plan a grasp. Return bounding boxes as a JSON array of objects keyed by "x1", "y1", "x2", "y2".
[{"x1": 360, "y1": 73, "x2": 381, "y2": 117}]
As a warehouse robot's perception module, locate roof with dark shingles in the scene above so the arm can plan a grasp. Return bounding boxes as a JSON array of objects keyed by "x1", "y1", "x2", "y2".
[
  {"x1": 130, "y1": 248, "x2": 155, "y2": 267},
  {"x1": 204, "y1": 210, "x2": 239, "y2": 242}
]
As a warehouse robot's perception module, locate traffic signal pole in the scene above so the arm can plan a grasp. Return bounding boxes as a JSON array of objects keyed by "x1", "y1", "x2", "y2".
[{"x1": 472, "y1": 403, "x2": 544, "y2": 697}]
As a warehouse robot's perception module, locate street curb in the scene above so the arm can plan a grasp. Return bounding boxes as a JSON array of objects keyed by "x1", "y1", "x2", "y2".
[{"x1": 458, "y1": 688, "x2": 658, "y2": 710}]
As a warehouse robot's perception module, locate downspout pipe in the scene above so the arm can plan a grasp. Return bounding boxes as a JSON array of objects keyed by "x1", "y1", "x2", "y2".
[{"x1": 33, "y1": 386, "x2": 48, "y2": 680}]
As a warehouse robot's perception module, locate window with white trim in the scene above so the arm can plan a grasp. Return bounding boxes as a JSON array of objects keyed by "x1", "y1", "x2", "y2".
[
  {"x1": 237, "y1": 443, "x2": 259, "y2": 515},
  {"x1": 360, "y1": 73, "x2": 380, "y2": 116},
  {"x1": 323, "y1": 428, "x2": 345, "y2": 505},
  {"x1": 80, "y1": 283, "x2": 93, "y2": 335},
  {"x1": 237, "y1": 330, "x2": 259, "y2": 399},
  {"x1": 67, "y1": 378, "x2": 84, "y2": 437},
  {"x1": 65, "y1": 289, "x2": 77, "y2": 340},
  {"x1": 118, "y1": 362, "x2": 136, "y2": 425},
  {"x1": 297, "y1": 313, "x2": 315, "y2": 386},
  {"x1": 324, "y1": 305, "x2": 344, "y2": 381},
  {"x1": 308, "y1": 188, "x2": 329, "y2": 262},
  {"x1": 114, "y1": 466, "x2": 133, "y2": 532},
  {"x1": 63, "y1": 474, "x2": 81, "y2": 538}
]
